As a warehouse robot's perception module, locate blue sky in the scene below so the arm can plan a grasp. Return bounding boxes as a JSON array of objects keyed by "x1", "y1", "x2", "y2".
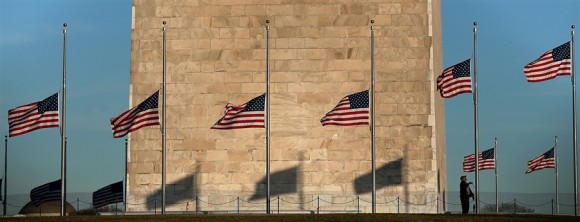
[
  {"x1": 0, "y1": 0, "x2": 132, "y2": 195},
  {"x1": 0, "y1": 0, "x2": 579, "y2": 201},
  {"x1": 442, "y1": 0, "x2": 580, "y2": 195}
]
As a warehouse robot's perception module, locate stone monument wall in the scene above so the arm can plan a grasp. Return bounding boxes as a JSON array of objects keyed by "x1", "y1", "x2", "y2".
[{"x1": 128, "y1": 0, "x2": 445, "y2": 213}]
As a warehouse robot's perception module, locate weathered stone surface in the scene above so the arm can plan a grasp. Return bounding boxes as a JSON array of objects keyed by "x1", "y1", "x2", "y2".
[{"x1": 128, "y1": 0, "x2": 445, "y2": 214}]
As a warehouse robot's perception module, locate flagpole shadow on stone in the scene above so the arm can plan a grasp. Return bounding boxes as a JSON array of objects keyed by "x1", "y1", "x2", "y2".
[
  {"x1": 353, "y1": 158, "x2": 403, "y2": 194},
  {"x1": 145, "y1": 175, "x2": 194, "y2": 211},
  {"x1": 250, "y1": 165, "x2": 300, "y2": 201}
]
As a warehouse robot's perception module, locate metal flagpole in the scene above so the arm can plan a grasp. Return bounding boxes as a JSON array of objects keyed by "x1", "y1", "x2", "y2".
[
  {"x1": 161, "y1": 21, "x2": 167, "y2": 215},
  {"x1": 495, "y1": 137, "x2": 498, "y2": 213},
  {"x1": 370, "y1": 20, "x2": 376, "y2": 214},
  {"x1": 472, "y1": 22, "x2": 479, "y2": 214},
  {"x1": 60, "y1": 23, "x2": 68, "y2": 216},
  {"x1": 571, "y1": 24, "x2": 578, "y2": 216},
  {"x1": 555, "y1": 136, "x2": 559, "y2": 214},
  {"x1": 125, "y1": 138, "x2": 128, "y2": 212},
  {"x1": 3, "y1": 135, "x2": 7, "y2": 216},
  {"x1": 266, "y1": 20, "x2": 271, "y2": 214}
]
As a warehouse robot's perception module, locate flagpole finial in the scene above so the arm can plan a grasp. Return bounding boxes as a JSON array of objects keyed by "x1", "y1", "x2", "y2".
[
  {"x1": 163, "y1": 21, "x2": 166, "y2": 25},
  {"x1": 473, "y1": 22, "x2": 477, "y2": 26},
  {"x1": 266, "y1": 20, "x2": 270, "y2": 24},
  {"x1": 63, "y1": 23, "x2": 67, "y2": 27},
  {"x1": 371, "y1": 20, "x2": 374, "y2": 24},
  {"x1": 572, "y1": 25, "x2": 575, "y2": 29}
]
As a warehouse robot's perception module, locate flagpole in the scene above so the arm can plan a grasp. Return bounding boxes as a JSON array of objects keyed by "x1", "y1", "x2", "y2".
[
  {"x1": 60, "y1": 23, "x2": 67, "y2": 216},
  {"x1": 495, "y1": 137, "x2": 498, "y2": 213},
  {"x1": 472, "y1": 22, "x2": 479, "y2": 214},
  {"x1": 265, "y1": 19, "x2": 271, "y2": 214},
  {"x1": 161, "y1": 20, "x2": 167, "y2": 215},
  {"x1": 3, "y1": 135, "x2": 7, "y2": 216},
  {"x1": 555, "y1": 136, "x2": 559, "y2": 214},
  {"x1": 125, "y1": 138, "x2": 128, "y2": 212},
  {"x1": 370, "y1": 20, "x2": 376, "y2": 214},
  {"x1": 571, "y1": 24, "x2": 578, "y2": 216}
]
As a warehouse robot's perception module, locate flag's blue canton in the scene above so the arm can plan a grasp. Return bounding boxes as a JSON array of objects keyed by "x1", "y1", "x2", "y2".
[
  {"x1": 244, "y1": 94, "x2": 265, "y2": 111},
  {"x1": 452, "y1": 60, "x2": 471, "y2": 79},
  {"x1": 481, "y1": 148, "x2": 495, "y2": 159},
  {"x1": 110, "y1": 181, "x2": 123, "y2": 193},
  {"x1": 48, "y1": 180, "x2": 60, "y2": 190},
  {"x1": 138, "y1": 91, "x2": 159, "y2": 112},
  {"x1": 552, "y1": 42, "x2": 570, "y2": 61},
  {"x1": 348, "y1": 91, "x2": 369, "y2": 109},
  {"x1": 38, "y1": 93, "x2": 59, "y2": 113},
  {"x1": 543, "y1": 148, "x2": 555, "y2": 159}
]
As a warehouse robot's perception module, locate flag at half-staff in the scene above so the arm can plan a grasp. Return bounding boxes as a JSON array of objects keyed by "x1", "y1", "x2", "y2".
[
  {"x1": 436, "y1": 59, "x2": 472, "y2": 98},
  {"x1": 442, "y1": 22, "x2": 480, "y2": 213},
  {"x1": 8, "y1": 93, "x2": 59, "y2": 137},
  {"x1": 110, "y1": 91, "x2": 160, "y2": 138},
  {"x1": 463, "y1": 148, "x2": 495, "y2": 172},
  {"x1": 93, "y1": 181, "x2": 123, "y2": 209},
  {"x1": 524, "y1": 42, "x2": 571, "y2": 83},
  {"x1": 526, "y1": 147, "x2": 555, "y2": 174},
  {"x1": 30, "y1": 179, "x2": 61, "y2": 206},
  {"x1": 320, "y1": 90, "x2": 369, "y2": 126},
  {"x1": 210, "y1": 93, "x2": 265, "y2": 130}
]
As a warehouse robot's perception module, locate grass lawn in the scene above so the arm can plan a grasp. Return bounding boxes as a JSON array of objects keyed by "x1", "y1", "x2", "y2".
[{"x1": 0, "y1": 214, "x2": 578, "y2": 222}]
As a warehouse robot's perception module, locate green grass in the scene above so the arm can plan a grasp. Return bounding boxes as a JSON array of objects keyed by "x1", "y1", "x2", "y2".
[{"x1": 0, "y1": 214, "x2": 578, "y2": 222}]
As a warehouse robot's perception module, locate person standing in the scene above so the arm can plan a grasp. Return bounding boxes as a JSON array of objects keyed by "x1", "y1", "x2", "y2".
[{"x1": 460, "y1": 175, "x2": 473, "y2": 214}]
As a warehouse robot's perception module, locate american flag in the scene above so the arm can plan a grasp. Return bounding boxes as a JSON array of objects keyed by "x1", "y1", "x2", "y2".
[
  {"x1": 8, "y1": 93, "x2": 59, "y2": 137},
  {"x1": 437, "y1": 59, "x2": 472, "y2": 98},
  {"x1": 211, "y1": 94, "x2": 265, "y2": 130},
  {"x1": 524, "y1": 42, "x2": 571, "y2": 83},
  {"x1": 320, "y1": 90, "x2": 369, "y2": 126},
  {"x1": 526, "y1": 147, "x2": 555, "y2": 174},
  {"x1": 463, "y1": 148, "x2": 495, "y2": 172},
  {"x1": 30, "y1": 179, "x2": 61, "y2": 206},
  {"x1": 110, "y1": 91, "x2": 160, "y2": 138},
  {"x1": 93, "y1": 181, "x2": 123, "y2": 209}
]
